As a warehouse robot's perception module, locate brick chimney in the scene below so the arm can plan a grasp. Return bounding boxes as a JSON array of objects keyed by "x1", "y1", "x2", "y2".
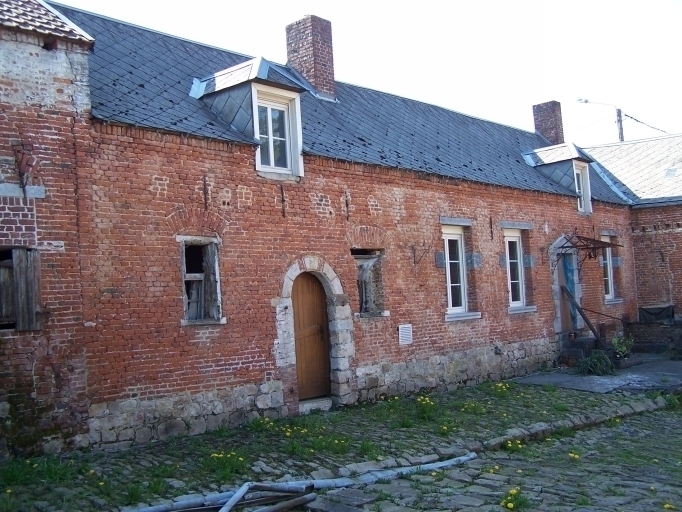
[
  {"x1": 286, "y1": 15, "x2": 335, "y2": 97},
  {"x1": 532, "y1": 100, "x2": 564, "y2": 145}
]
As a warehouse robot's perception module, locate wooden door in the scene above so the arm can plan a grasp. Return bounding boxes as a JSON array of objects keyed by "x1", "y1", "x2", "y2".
[
  {"x1": 292, "y1": 273, "x2": 331, "y2": 400},
  {"x1": 558, "y1": 254, "x2": 575, "y2": 332}
]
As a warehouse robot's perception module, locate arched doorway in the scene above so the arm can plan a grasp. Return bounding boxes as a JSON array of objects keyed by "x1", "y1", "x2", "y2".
[{"x1": 292, "y1": 273, "x2": 331, "y2": 400}]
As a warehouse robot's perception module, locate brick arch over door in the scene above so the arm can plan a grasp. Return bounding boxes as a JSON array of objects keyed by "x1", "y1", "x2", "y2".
[{"x1": 272, "y1": 255, "x2": 355, "y2": 411}]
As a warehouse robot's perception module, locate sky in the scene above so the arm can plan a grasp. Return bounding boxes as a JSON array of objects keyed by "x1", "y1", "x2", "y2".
[{"x1": 53, "y1": 0, "x2": 681, "y2": 147}]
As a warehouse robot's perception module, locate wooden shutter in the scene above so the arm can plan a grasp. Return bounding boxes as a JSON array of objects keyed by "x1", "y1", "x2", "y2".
[
  {"x1": 0, "y1": 259, "x2": 14, "y2": 325},
  {"x1": 13, "y1": 248, "x2": 42, "y2": 331},
  {"x1": 202, "y1": 243, "x2": 221, "y2": 320}
]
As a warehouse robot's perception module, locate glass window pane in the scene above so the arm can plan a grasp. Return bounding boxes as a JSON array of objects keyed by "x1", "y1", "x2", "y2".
[
  {"x1": 258, "y1": 106, "x2": 269, "y2": 137},
  {"x1": 451, "y1": 284, "x2": 462, "y2": 308},
  {"x1": 449, "y1": 261, "x2": 461, "y2": 285},
  {"x1": 447, "y1": 239, "x2": 460, "y2": 262},
  {"x1": 511, "y1": 282, "x2": 521, "y2": 303},
  {"x1": 507, "y1": 240, "x2": 518, "y2": 261},
  {"x1": 271, "y1": 108, "x2": 286, "y2": 138},
  {"x1": 273, "y1": 138, "x2": 288, "y2": 168},
  {"x1": 603, "y1": 249, "x2": 611, "y2": 295},
  {"x1": 260, "y1": 136, "x2": 271, "y2": 166},
  {"x1": 509, "y1": 261, "x2": 519, "y2": 282}
]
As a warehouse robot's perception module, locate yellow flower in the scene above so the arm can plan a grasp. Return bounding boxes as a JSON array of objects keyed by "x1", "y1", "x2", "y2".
[
  {"x1": 494, "y1": 465, "x2": 499, "y2": 470},
  {"x1": 6, "y1": 489, "x2": 11, "y2": 494},
  {"x1": 99, "y1": 482, "x2": 104, "y2": 486},
  {"x1": 650, "y1": 486, "x2": 656, "y2": 491},
  {"x1": 663, "y1": 504, "x2": 675, "y2": 510},
  {"x1": 430, "y1": 472, "x2": 437, "y2": 476},
  {"x1": 509, "y1": 489, "x2": 517, "y2": 495},
  {"x1": 517, "y1": 470, "x2": 523, "y2": 473},
  {"x1": 507, "y1": 503, "x2": 514, "y2": 509},
  {"x1": 238, "y1": 457, "x2": 244, "y2": 461},
  {"x1": 654, "y1": 459, "x2": 659, "y2": 463},
  {"x1": 32, "y1": 464, "x2": 37, "y2": 468}
]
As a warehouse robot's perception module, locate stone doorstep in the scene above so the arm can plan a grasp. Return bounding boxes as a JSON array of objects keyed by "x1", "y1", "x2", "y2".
[{"x1": 299, "y1": 397, "x2": 333, "y2": 415}]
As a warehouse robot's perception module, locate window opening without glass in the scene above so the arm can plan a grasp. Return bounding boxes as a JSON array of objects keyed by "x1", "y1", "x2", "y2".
[{"x1": 181, "y1": 241, "x2": 221, "y2": 322}]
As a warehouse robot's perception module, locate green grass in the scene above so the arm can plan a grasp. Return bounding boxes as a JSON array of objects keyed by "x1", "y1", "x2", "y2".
[
  {"x1": 576, "y1": 495, "x2": 591, "y2": 506},
  {"x1": 551, "y1": 403, "x2": 570, "y2": 412}
]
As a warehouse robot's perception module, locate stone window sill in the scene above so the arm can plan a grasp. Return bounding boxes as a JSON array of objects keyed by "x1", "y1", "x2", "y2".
[
  {"x1": 354, "y1": 311, "x2": 390, "y2": 320},
  {"x1": 256, "y1": 170, "x2": 301, "y2": 182},
  {"x1": 445, "y1": 311, "x2": 482, "y2": 322},
  {"x1": 605, "y1": 297, "x2": 624, "y2": 305},
  {"x1": 181, "y1": 317, "x2": 227, "y2": 327},
  {"x1": 508, "y1": 305, "x2": 538, "y2": 315}
]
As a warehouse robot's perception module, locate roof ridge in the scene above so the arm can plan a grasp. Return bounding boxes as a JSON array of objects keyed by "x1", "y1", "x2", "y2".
[
  {"x1": 335, "y1": 80, "x2": 542, "y2": 140},
  {"x1": 48, "y1": 1, "x2": 254, "y2": 59},
  {"x1": 581, "y1": 132, "x2": 682, "y2": 150}
]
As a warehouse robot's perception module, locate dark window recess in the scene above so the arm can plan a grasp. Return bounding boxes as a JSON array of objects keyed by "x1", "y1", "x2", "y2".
[
  {"x1": 0, "y1": 248, "x2": 42, "y2": 331},
  {"x1": 351, "y1": 249, "x2": 385, "y2": 314},
  {"x1": 182, "y1": 243, "x2": 221, "y2": 322}
]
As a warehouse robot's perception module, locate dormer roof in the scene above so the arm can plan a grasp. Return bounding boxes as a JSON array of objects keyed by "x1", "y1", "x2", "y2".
[{"x1": 189, "y1": 57, "x2": 307, "y2": 99}]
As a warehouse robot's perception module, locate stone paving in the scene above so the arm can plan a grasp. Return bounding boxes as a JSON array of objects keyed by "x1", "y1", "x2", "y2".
[
  {"x1": 310, "y1": 409, "x2": 682, "y2": 511},
  {"x1": 0, "y1": 373, "x2": 680, "y2": 511}
]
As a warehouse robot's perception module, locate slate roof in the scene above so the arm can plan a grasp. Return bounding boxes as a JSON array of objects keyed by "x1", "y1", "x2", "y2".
[
  {"x1": 49, "y1": 3, "x2": 623, "y2": 199},
  {"x1": 582, "y1": 135, "x2": 682, "y2": 207},
  {"x1": 1, "y1": 0, "x2": 92, "y2": 43}
]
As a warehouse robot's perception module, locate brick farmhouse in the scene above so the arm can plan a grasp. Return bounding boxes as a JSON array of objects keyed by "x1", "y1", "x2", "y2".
[{"x1": 1, "y1": 0, "x2": 681, "y2": 454}]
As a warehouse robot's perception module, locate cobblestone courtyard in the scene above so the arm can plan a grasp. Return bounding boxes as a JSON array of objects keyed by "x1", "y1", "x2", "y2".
[{"x1": 0, "y1": 374, "x2": 680, "y2": 511}]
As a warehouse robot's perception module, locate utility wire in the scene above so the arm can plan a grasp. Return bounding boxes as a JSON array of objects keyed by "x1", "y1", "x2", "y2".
[{"x1": 622, "y1": 113, "x2": 669, "y2": 135}]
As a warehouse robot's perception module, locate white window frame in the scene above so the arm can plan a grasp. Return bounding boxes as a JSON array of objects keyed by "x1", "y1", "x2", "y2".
[
  {"x1": 573, "y1": 162, "x2": 592, "y2": 213},
  {"x1": 176, "y1": 235, "x2": 226, "y2": 326},
  {"x1": 443, "y1": 225, "x2": 467, "y2": 314},
  {"x1": 601, "y1": 235, "x2": 614, "y2": 300},
  {"x1": 504, "y1": 229, "x2": 525, "y2": 307},
  {"x1": 252, "y1": 83, "x2": 304, "y2": 177}
]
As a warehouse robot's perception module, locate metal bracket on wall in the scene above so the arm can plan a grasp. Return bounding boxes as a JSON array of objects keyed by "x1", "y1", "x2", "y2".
[{"x1": 412, "y1": 245, "x2": 431, "y2": 265}]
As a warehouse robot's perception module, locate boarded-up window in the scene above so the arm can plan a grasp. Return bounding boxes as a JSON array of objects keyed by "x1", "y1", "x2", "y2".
[
  {"x1": 0, "y1": 248, "x2": 42, "y2": 331},
  {"x1": 181, "y1": 241, "x2": 221, "y2": 322}
]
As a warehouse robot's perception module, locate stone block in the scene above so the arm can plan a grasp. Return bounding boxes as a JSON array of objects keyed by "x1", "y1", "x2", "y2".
[
  {"x1": 189, "y1": 417, "x2": 206, "y2": 436},
  {"x1": 101, "y1": 429, "x2": 116, "y2": 443},
  {"x1": 118, "y1": 428, "x2": 134, "y2": 441},
  {"x1": 71, "y1": 434, "x2": 90, "y2": 449},
  {"x1": 135, "y1": 427, "x2": 152, "y2": 443},
  {"x1": 366, "y1": 376, "x2": 379, "y2": 389},
  {"x1": 255, "y1": 393, "x2": 272, "y2": 409},
  {"x1": 119, "y1": 399, "x2": 138, "y2": 412},
  {"x1": 107, "y1": 401, "x2": 121, "y2": 414},
  {"x1": 271, "y1": 391, "x2": 284, "y2": 408},
  {"x1": 87, "y1": 402, "x2": 107, "y2": 418},
  {"x1": 206, "y1": 413, "x2": 229, "y2": 431},
  {"x1": 42, "y1": 438, "x2": 64, "y2": 455},
  {"x1": 229, "y1": 410, "x2": 245, "y2": 427},
  {"x1": 157, "y1": 419, "x2": 187, "y2": 441}
]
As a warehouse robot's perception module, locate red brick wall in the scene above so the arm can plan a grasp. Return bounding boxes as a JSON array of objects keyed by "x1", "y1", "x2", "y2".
[
  {"x1": 630, "y1": 205, "x2": 682, "y2": 311},
  {"x1": 0, "y1": 29, "x2": 90, "y2": 453},
  {"x1": 77, "y1": 122, "x2": 637, "y2": 408}
]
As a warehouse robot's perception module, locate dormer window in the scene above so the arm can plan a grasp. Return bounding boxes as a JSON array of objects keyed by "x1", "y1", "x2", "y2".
[
  {"x1": 258, "y1": 103, "x2": 289, "y2": 169},
  {"x1": 252, "y1": 83, "x2": 304, "y2": 177},
  {"x1": 573, "y1": 162, "x2": 591, "y2": 213}
]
